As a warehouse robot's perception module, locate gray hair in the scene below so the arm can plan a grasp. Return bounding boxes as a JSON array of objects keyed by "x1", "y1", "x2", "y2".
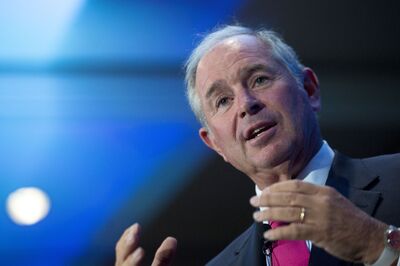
[{"x1": 184, "y1": 25, "x2": 305, "y2": 127}]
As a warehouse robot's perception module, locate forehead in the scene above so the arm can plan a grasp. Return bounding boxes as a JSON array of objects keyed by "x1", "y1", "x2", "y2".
[{"x1": 195, "y1": 35, "x2": 276, "y2": 92}]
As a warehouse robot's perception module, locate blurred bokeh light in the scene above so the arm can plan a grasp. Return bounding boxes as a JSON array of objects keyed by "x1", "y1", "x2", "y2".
[
  {"x1": 0, "y1": 0, "x2": 242, "y2": 265},
  {"x1": 6, "y1": 187, "x2": 51, "y2": 226}
]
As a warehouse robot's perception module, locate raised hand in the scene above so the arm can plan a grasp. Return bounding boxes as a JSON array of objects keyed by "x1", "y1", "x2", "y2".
[
  {"x1": 115, "y1": 223, "x2": 177, "y2": 266},
  {"x1": 250, "y1": 180, "x2": 386, "y2": 264}
]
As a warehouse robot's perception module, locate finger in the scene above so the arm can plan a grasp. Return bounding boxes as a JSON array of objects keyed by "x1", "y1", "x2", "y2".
[
  {"x1": 267, "y1": 180, "x2": 322, "y2": 194},
  {"x1": 250, "y1": 192, "x2": 312, "y2": 208},
  {"x1": 151, "y1": 237, "x2": 178, "y2": 266},
  {"x1": 264, "y1": 223, "x2": 314, "y2": 241},
  {"x1": 253, "y1": 206, "x2": 307, "y2": 223},
  {"x1": 115, "y1": 223, "x2": 141, "y2": 265},
  {"x1": 123, "y1": 247, "x2": 145, "y2": 266}
]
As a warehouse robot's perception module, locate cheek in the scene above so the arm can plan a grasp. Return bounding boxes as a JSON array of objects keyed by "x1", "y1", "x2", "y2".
[
  {"x1": 211, "y1": 125, "x2": 244, "y2": 158},
  {"x1": 211, "y1": 109, "x2": 237, "y2": 137},
  {"x1": 264, "y1": 89, "x2": 298, "y2": 121},
  {"x1": 267, "y1": 89, "x2": 309, "y2": 136},
  {"x1": 209, "y1": 122, "x2": 231, "y2": 145},
  {"x1": 214, "y1": 126, "x2": 235, "y2": 148}
]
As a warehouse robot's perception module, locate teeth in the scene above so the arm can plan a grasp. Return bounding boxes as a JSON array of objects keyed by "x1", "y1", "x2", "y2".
[
  {"x1": 253, "y1": 126, "x2": 265, "y2": 135},
  {"x1": 251, "y1": 126, "x2": 266, "y2": 139}
]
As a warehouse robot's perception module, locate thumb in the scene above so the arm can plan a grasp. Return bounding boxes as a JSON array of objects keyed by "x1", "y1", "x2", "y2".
[{"x1": 151, "y1": 237, "x2": 177, "y2": 266}]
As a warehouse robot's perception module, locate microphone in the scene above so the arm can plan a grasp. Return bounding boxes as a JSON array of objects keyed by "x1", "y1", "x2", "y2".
[{"x1": 262, "y1": 223, "x2": 275, "y2": 256}]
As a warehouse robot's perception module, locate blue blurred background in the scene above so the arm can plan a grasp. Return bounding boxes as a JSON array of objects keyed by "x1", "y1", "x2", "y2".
[{"x1": 1, "y1": 1, "x2": 399, "y2": 265}]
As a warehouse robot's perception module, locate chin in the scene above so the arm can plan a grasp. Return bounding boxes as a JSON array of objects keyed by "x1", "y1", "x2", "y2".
[{"x1": 255, "y1": 139, "x2": 295, "y2": 169}]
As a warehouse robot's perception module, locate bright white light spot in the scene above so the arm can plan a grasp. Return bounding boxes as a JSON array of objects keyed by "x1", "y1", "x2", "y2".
[{"x1": 6, "y1": 187, "x2": 51, "y2": 226}]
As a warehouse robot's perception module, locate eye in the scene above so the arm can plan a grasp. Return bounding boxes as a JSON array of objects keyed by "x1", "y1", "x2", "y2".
[
  {"x1": 216, "y1": 96, "x2": 231, "y2": 109},
  {"x1": 254, "y1": 76, "x2": 269, "y2": 87}
]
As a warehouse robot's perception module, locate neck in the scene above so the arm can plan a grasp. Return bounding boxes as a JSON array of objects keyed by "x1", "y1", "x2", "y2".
[{"x1": 253, "y1": 138, "x2": 323, "y2": 190}]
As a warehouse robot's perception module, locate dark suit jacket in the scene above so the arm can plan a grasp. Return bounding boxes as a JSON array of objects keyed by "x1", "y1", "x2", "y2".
[{"x1": 206, "y1": 152, "x2": 400, "y2": 266}]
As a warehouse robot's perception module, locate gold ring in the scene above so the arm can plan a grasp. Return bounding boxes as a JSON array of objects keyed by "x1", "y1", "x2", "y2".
[{"x1": 299, "y1": 207, "x2": 306, "y2": 223}]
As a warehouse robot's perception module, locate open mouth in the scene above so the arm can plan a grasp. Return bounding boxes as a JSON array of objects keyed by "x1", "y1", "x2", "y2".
[{"x1": 245, "y1": 123, "x2": 276, "y2": 141}]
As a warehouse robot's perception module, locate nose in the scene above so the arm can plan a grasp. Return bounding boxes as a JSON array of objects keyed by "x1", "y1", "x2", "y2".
[{"x1": 238, "y1": 91, "x2": 263, "y2": 118}]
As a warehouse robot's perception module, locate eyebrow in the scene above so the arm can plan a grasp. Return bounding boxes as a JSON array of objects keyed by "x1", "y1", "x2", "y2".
[
  {"x1": 205, "y1": 79, "x2": 228, "y2": 100},
  {"x1": 239, "y1": 64, "x2": 272, "y2": 81},
  {"x1": 204, "y1": 64, "x2": 273, "y2": 100}
]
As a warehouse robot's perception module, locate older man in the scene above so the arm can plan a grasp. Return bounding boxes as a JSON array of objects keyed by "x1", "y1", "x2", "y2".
[{"x1": 115, "y1": 25, "x2": 400, "y2": 266}]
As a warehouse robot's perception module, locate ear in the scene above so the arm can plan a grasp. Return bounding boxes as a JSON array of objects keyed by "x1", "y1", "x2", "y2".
[
  {"x1": 199, "y1": 127, "x2": 228, "y2": 161},
  {"x1": 302, "y1": 67, "x2": 321, "y2": 112}
]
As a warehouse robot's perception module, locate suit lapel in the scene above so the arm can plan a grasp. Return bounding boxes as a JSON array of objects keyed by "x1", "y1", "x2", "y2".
[
  {"x1": 228, "y1": 223, "x2": 266, "y2": 266},
  {"x1": 309, "y1": 152, "x2": 382, "y2": 266},
  {"x1": 325, "y1": 152, "x2": 381, "y2": 215}
]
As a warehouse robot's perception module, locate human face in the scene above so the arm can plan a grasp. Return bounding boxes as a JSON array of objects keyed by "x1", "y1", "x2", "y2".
[{"x1": 195, "y1": 35, "x2": 321, "y2": 186}]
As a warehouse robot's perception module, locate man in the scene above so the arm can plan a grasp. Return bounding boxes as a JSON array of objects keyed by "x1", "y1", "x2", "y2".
[{"x1": 115, "y1": 25, "x2": 400, "y2": 266}]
